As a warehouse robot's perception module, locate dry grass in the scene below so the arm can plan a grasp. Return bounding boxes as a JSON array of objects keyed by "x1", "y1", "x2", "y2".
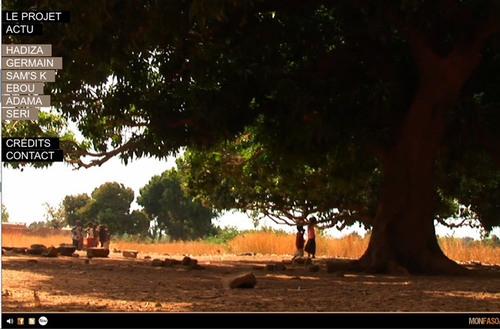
[
  {"x1": 2, "y1": 229, "x2": 71, "y2": 248},
  {"x1": 226, "y1": 231, "x2": 368, "y2": 258},
  {"x1": 2, "y1": 229, "x2": 499, "y2": 264},
  {"x1": 111, "y1": 240, "x2": 223, "y2": 255},
  {"x1": 438, "y1": 237, "x2": 500, "y2": 265}
]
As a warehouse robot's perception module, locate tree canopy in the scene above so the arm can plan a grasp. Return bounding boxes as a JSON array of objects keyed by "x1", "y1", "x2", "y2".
[
  {"x1": 61, "y1": 182, "x2": 149, "y2": 236},
  {"x1": 137, "y1": 169, "x2": 218, "y2": 241},
  {"x1": 178, "y1": 129, "x2": 379, "y2": 230},
  {"x1": 62, "y1": 193, "x2": 92, "y2": 226},
  {"x1": 3, "y1": 0, "x2": 500, "y2": 274}
]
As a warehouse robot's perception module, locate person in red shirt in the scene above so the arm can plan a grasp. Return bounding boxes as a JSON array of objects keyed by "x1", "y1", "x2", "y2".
[
  {"x1": 85, "y1": 222, "x2": 94, "y2": 249},
  {"x1": 292, "y1": 225, "x2": 305, "y2": 260},
  {"x1": 305, "y1": 217, "x2": 317, "y2": 258}
]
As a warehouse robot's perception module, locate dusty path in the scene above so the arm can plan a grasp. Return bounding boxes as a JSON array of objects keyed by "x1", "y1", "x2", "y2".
[{"x1": 2, "y1": 251, "x2": 500, "y2": 313}]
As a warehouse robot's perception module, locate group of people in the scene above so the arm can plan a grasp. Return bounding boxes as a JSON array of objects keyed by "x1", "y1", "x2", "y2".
[
  {"x1": 292, "y1": 217, "x2": 316, "y2": 260},
  {"x1": 71, "y1": 220, "x2": 111, "y2": 250}
]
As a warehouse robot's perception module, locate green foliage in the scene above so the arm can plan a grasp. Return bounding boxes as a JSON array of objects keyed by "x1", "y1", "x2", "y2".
[
  {"x1": 28, "y1": 221, "x2": 49, "y2": 230},
  {"x1": 482, "y1": 235, "x2": 500, "y2": 247},
  {"x1": 42, "y1": 202, "x2": 66, "y2": 229},
  {"x1": 62, "y1": 194, "x2": 92, "y2": 226},
  {"x1": 138, "y1": 169, "x2": 219, "y2": 241},
  {"x1": 62, "y1": 183, "x2": 148, "y2": 236},
  {"x1": 2, "y1": 0, "x2": 499, "y2": 239},
  {"x1": 81, "y1": 182, "x2": 136, "y2": 235},
  {"x1": 2, "y1": 111, "x2": 83, "y2": 169},
  {"x1": 179, "y1": 130, "x2": 379, "y2": 230},
  {"x1": 2, "y1": 204, "x2": 9, "y2": 223},
  {"x1": 204, "y1": 226, "x2": 240, "y2": 244}
]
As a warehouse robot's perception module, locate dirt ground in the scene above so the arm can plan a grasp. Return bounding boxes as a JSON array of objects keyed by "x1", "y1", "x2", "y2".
[{"x1": 2, "y1": 250, "x2": 500, "y2": 313}]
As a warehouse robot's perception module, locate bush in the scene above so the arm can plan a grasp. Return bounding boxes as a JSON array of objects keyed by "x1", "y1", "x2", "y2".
[{"x1": 205, "y1": 226, "x2": 240, "y2": 244}]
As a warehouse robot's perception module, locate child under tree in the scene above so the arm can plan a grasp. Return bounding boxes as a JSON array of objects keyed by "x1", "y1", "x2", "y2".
[
  {"x1": 304, "y1": 217, "x2": 317, "y2": 258},
  {"x1": 292, "y1": 225, "x2": 305, "y2": 261}
]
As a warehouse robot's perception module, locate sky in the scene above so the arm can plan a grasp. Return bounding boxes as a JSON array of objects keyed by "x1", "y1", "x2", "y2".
[
  {"x1": 0, "y1": 155, "x2": 292, "y2": 232},
  {"x1": 1, "y1": 153, "x2": 498, "y2": 240}
]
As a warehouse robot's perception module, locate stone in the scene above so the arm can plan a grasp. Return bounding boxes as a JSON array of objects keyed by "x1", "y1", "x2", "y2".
[
  {"x1": 164, "y1": 259, "x2": 181, "y2": 267},
  {"x1": 151, "y1": 259, "x2": 165, "y2": 267},
  {"x1": 58, "y1": 245, "x2": 77, "y2": 256},
  {"x1": 42, "y1": 246, "x2": 58, "y2": 257},
  {"x1": 27, "y1": 244, "x2": 47, "y2": 255},
  {"x1": 122, "y1": 250, "x2": 138, "y2": 258},
  {"x1": 86, "y1": 247, "x2": 110, "y2": 258},
  {"x1": 12, "y1": 247, "x2": 27, "y2": 254},
  {"x1": 181, "y1": 256, "x2": 197, "y2": 266},
  {"x1": 27, "y1": 247, "x2": 46, "y2": 255},
  {"x1": 223, "y1": 272, "x2": 257, "y2": 289},
  {"x1": 163, "y1": 259, "x2": 174, "y2": 267}
]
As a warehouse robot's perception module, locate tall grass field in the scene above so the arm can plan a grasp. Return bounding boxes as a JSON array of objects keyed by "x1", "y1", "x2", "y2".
[{"x1": 2, "y1": 228, "x2": 499, "y2": 265}]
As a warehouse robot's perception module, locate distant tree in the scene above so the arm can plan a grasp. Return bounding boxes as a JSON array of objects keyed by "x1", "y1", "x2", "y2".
[
  {"x1": 62, "y1": 194, "x2": 92, "y2": 226},
  {"x1": 2, "y1": 204, "x2": 9, "y2": 223},
  {"x1": 460, "y1": 237, "x2": 475, "y2": 246},
  {"x1": 43, "y1": 202, "x2": 66, "y2": 229},
  {"x1": 28, "y1": 221, "x2": 48, "y2": 229},
  {"x1": 125, "y1": 210, "x2": 151, "y2": 236},
  {"x1": 138, "y1": 169, "x2": 219, "y2": 241},
  {"x1": 81, "y1": 182, "x2": 139, "y2": 235},
  {"x1": 484, "y1": 234, "x2": 500, "y2": 247}
]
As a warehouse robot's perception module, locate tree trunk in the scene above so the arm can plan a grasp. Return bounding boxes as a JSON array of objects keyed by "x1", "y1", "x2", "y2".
[
  {"x1": 357, "y1": 41, "x2": 482, "y2": 275},
  {"x1": 357, "y1": 143, "x2": 469, "y2": 275}
]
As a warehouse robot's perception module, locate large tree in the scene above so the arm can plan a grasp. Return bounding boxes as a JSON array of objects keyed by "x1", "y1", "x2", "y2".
[
  {"x1": 3, "y1": 0, "x2": 500, "y2": 274},
  {"x1": 137, "y1": 169, "x2": 218, "y2": 241},
  {"x1": 62, "y1": 193, "x2": 92, "y2": 226},
  {"x1": 81, "y1": 182, "x2": 145, "y2": 235}
]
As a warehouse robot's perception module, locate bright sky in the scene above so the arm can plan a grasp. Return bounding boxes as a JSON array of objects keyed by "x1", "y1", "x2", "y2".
[
  {"x1": 0, "y1": 155, "x2": 283, "y2": 232},
  {"x1": 1, "y1": 154, "x2": 498, "y2": 240}
]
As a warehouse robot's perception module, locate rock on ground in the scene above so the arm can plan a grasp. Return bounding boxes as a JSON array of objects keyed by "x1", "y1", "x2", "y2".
[
  {"x1": 122, "y1": 250, "x2": 138, "y2": 258},
  {"x1": 222, "y1": 272, "x2": 257, "y2": 289},
  {"x1": 86, "y1": 248, "x2": 110, "y2": 258}
]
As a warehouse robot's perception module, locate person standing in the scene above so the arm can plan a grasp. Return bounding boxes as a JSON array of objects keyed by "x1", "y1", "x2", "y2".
[
  {"x1": 93, "y1": 222, "x2": 100, "y2": 247},
  {"x1": 71, "y1": 220, "x2": 82, "y2": 250},
  {"x1": 85, "y1": 222, "x2": 94, "y2": 249},
  {"x1": 304, "y1": 217, "x2": 317, "y2": 258},
  {"x1": 99, "y1": 224, "x2": 111, "y2": 249},
  {"x1": 292, "y1": 225, "x2": 305, "y2": 261}
]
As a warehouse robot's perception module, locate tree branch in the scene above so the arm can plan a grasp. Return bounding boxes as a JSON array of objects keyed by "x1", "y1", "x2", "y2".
[{"x1": 61, "y1": 139, "x2": 139, "y2": 169}]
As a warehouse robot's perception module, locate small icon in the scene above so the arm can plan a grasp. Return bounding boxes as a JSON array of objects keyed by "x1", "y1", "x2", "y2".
[
  {"x1": 38, "y1": 316, "x2": 48, "y2": 326},
  {"x1": 28, "y1": 318, "x2": 36, "y2": 325},
  {"x1": 17, "y1": 318, "x2": 25, "y2": 325},
  {"x1": 6, "y1": 318, "x2": 14, "y2": 324}
]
